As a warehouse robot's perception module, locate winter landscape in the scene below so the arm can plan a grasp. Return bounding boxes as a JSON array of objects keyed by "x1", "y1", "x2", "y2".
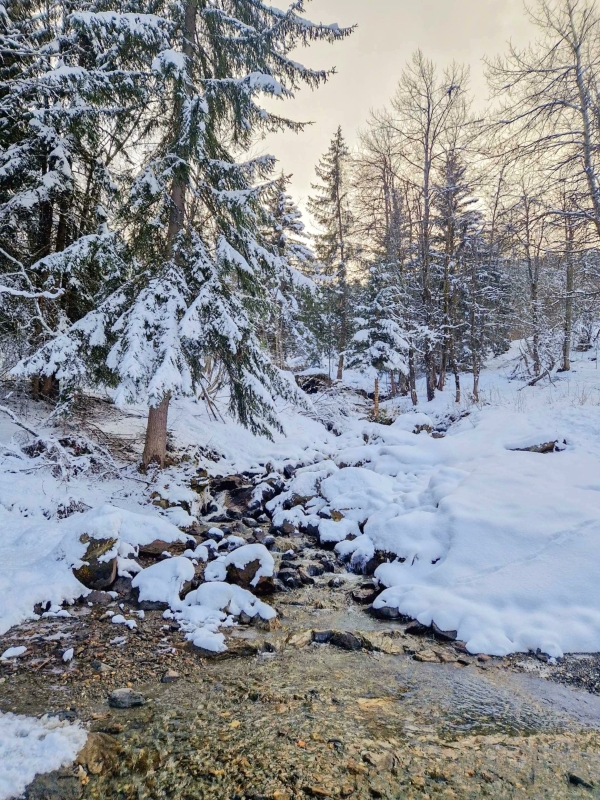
[{"x1": 3, "y1": 0, "x2": 600, "y2": 798}]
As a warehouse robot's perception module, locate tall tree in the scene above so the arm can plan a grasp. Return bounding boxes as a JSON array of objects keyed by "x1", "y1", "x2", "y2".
[
  {"x1": 307, "y1": 126, "x2": 354, "y2": 380},
  {"x1": 15, "y1": 1, "x2": 352, "y2": 467}
]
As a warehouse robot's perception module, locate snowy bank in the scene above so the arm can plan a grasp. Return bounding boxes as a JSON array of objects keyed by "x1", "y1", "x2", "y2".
[{"x1": 0, "y1": 712, "x2": 87, "y2": 800}]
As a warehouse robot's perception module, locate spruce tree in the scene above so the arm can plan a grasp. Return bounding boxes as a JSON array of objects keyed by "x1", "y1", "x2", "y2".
[
  {"x1": 307, "y1": 126, "x2": 354, "y2": 379},
  {"x1": 261, "y1": 173, "x2": 318, "y2": 368},
  {"x1": 15, "y1": 1, "x2": 351, "y2": 467}
]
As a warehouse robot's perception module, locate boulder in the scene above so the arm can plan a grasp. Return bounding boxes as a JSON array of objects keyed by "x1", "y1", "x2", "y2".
[
  {"x1": 138, "y1": 539, "x2": 188, "y2": 557},
  {"x1": 351, "y1": 585, "x2": 380, "y2": 605},
  {"x1": 226, "y1": 559, "x2": 274, "y2": 595},
  {"x1": 330, "y1": 631, "x2": 364, "y2": 651},
  {"x1": 73, "y1": 536, "x2": 117, "y2": 590}
]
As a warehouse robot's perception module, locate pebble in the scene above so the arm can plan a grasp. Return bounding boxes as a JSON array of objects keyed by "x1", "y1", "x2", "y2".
[
  {"x1": 161, "y1": 670, "x2": 180, "y2": 683},
  {"x1": 108, "y1": 688, "x2": 146, "y2": 709},
  {"x1": 91, "y1": 660, "x2": 112, "y2": 674}
]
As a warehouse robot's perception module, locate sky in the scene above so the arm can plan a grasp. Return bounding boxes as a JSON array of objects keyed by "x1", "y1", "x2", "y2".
[{"x1": 260, "y1": 0, "x2": 537, "y2": 214}]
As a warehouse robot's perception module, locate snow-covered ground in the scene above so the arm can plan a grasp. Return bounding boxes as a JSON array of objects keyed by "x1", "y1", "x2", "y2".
[
  {"x1": 3, "y1": 346, "x2": 600, "y2": 796},
  {"x1": 2, "y1": 344, "x2": 600, "y2": 663},
  {"x1": 0, "y1": 712, "x2": 87, "y2": 800}
]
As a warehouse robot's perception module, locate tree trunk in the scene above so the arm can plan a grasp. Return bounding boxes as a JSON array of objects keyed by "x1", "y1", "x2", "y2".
[
  {"x1": 449, "y1": 340, "x2": 461, "y2": 403},
  {"x1": 373, "y1": 377, "x2": 380, "y2": 419},
  {"x1": 141, "y1": 0, "x2": 197, "y2": 469},
  {"x1": 562, "y1": 218, "x2": 575, "y2": 372},
  {"x1": 142, "y1": 394, "x2": 171, "y2": 469},
  {"x1": 390, "y1": 371, "x2": 396, "y2": 397},
  {"x1": 408, "y1": 346, "x2": 418, "y2": 407},
  {"x1": 336, "y1": 353, "x2": 344, "y2": 381}
]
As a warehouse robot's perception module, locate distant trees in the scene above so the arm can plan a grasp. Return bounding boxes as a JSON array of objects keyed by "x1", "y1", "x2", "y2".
[{"x1": 308, "y1": 127, "x2": 355, "y2": 379}]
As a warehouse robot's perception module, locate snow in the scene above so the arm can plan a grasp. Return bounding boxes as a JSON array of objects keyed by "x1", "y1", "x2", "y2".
[
  {"x1": 204, "y1": 544, "x2": 274, "y2": 587},
  {"x1": 0, "y1": 646, "x2": 26, "y2": 661},
  {"x1": 0, "y1": 504, "x2": 186, "y2": 635},
  {"x1": 176, "y1": 581, "x2": 276, "y2": 653},
  {"x1": 131, "y1": 557, "x2": 195, "y2": 607},
  {"x1": 4, "y1": 346, "x2": 600, "y2": 660},
  {"x1": 0, "y1": 712, "x2": 87, "y2": 800}
]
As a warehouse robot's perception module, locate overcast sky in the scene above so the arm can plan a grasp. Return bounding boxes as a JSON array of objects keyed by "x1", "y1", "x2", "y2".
[{"x1": 260, "y1": 0, "x2": 537, "y2": 213}]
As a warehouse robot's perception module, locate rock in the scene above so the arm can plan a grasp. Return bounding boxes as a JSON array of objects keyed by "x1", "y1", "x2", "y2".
[
  {"x1": 85, "y1": 590, "x2": 113, "y2": 605},
  {"x1": 133, "y1": 590, "x2": 169, "y2": 612},
  {"x1": 76, "y1": 732, "x2": 121, "y2": 774},
  {"x1": 138, "y1": 539, "x2": 186, "y2": 557},
  {"x1": 351, "y1": 585, "x2": 379, "y2": 605},
  {"x1": 313, "y1": 630, "x2": 333, "y2": 644},
  {"x1": 111, "y1": 577, "x2": 133, "y2": 597},
  {"x1": 370, "y1": 605, "x2": 402, "y2": 620},
  {"x1": 414, "y1": 650, "x2": 440, "y2": 663},
  {"x1": 211, "y1": 475, "x2": 246, "y2": 493},
  {"x1": 277, "y1": 569, "x2": 303, "y2": 589},
  {"x1": 319, "y1": 558, "x2": 336, "y2": 573},
  {"x1": 477, "y1": 654, "x2": 492, "y2": 663},
  {"x1": 255, "y1": 615, "x2": 281, "y2": 632},
  {"x1": 161, "y1": 669, "x2": 180, "y2": 683},
  {"x1": 432, "y1": 622, "x2": 458, "y2": 642},
  {"x1": 188, "y1": 639, "x2": 259, "y2": 659},
  {"x1": 297, "y1": 568, "x2": 315, "y2": 586},
  {"x1": 360, "y1": 631, "x2": 405, "y2": 655},
  {"x1": 47, "y1": 710, "x2": 78, "y2": 723},
  {"x1": 286, "y1": 630, "x2": 313, "y2": 649},
  {"x1": 405, "y1": 621, "x2": 431, "y2": 637},
  {"x1": 226, "y1": 559, "x2": 274, "y2": 595},
  {"x1": 271, "y1": 520, "x2": 298, "y2": 537},
  {"x1": 90, "y1": 660, "x2": 111, "y2": 674},
  {"x1": 242, "y1": 517, "x2": 258, "y2": 528},
  {"x1": 303, "y1": 787, "x2": 332, "y2": 797},
  {"x1": 73, "y1": 535, "x2": 117, "y2": 590},
  {"x1": 306, "y1": 563, "x2": 324, "y2": 577},
  {"x1": 330, "y1": 631, "x2": 364, "y2": 651},
  {"x1": 439, "y1": 651, "x2": 459, "y2": 663},
  {"x1": 456, "y1": 655, "x2": 472, "y2": 666},
  {"x1": 108, "y1": 688, "x2": 146, "y2": 709},
  {"x1": 328, "y1": 576, "x2": 344, "y2": 588},
  {"x1": 363, "y1": 750, "x2": 395, "y2": 771},
  {"x1": 23, "y1": 770, "x2": 82, "y2": 800},
  {"x1": 568, "y1": 773, "x2": 594, "y2": 789},
  {"x1": 514, "y1": 440, "x2": 558, "y2": 454}
]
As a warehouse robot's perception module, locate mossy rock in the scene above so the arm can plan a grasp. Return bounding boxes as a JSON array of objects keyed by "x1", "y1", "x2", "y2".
[{"x1": 73, "y1": 535, "x2": 117, "y2": 590}]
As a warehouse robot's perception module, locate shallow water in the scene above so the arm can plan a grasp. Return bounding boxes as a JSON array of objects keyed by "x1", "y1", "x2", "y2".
[{"x1": 80, "y1": 599, "x2": 600, "y2": 799}]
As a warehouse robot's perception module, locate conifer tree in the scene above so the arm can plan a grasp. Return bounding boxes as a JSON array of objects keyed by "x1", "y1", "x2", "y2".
[
  {"x1": 15, "y1": 1, "x2": 351, "y2": 467},
  {"x1": 262, "y1": 173, "x2": 318, "y2": 368},
  {"x1": 307, "y1": 126, "x2": 354, "y2": 379}
]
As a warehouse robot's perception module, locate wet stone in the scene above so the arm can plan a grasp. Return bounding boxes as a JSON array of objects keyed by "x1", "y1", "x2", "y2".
[
  {"x1": 108, "y1": 688, "x2": 146, "y2": 709},
  {"x1": 23, "y1": 770, "x2": 82, "y2": 800},
  {"x1": 330, "y1": 631, "x2": 364, "y2": 651}
]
